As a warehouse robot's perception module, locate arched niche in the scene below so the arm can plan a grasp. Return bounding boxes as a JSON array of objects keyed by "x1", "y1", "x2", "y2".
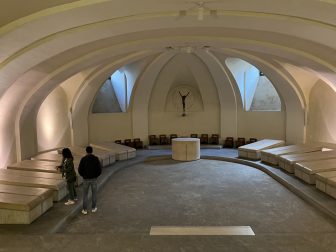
[
  {"x1": 307, "y1": 80, "x2": 336, "y2": 145},
  {"x1": 148, "y1": 53, "x2": 220, "y2": 136}
]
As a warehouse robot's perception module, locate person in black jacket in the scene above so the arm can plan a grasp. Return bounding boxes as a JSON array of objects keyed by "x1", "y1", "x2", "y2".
[
  {"x1": 78, "y1": 146, "x2": 102, "y2": 215},
  {"x1": 60, "y1": 148, "x2": 77, "y2": 205}
]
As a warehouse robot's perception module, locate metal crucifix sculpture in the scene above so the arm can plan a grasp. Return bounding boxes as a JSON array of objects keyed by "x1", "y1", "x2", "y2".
[{"x1": 179, "y1": 91, "x2": 190, "y2": 116}]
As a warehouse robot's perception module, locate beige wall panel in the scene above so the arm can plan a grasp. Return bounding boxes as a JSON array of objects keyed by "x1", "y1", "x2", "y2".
[
  {"x1": 148, "y1": 53, "x2": 220, "y2": 138},
  {"x1": 150, "y1": 109, "x2": 220, "y2": 137},
  {"x1": 36, "y1": 86, "x2": 71, "y2": 152},
  {"x1": 89, "y1": 113, "x2": 132, "y2": 143},
  {"x1": 237, "y1": 111, "x2": 286, "y2": 140}
]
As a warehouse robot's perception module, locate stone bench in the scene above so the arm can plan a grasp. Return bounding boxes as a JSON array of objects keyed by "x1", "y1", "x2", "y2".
[
  {"x1": 238, "y1": 139, "x2": 284, "y2": 160},
  {"x1": 7, "y1": 160, "x2": 83, "y2": 185},
  {"x1": 31, "y1": 151, "x2": 81, "y2": 164},
  {"x1": 0, "y1": 169, "x2": 63, "y2": 180},
  {"x1": 8, "y1": 159, "x2": 60, "y2": 173},
  {"x1": 0, "y1": 184, "x2": 53, "y2": 215},
  {"x1": 323, "y1": 177, "x2": 336, "y2": 200},
  {"x1": 315, "y1": 170, "x2": 336, "y2": 193},
  {"x1": 278, "y1": 150, "x2": 336, "y2": 173},
  {"x1": 0, "y1": 172, "x2": 67, "y2": 202},
  {"x1": 0, "y1": 192, "x2": 44, "y2": 224},
  {"x1": 260, "y1": 144, "x2": 323, "y2": 166},
  {"x1": 95, "y1": 148, "x2": 116, "y2": 165},
  {"x1": 68, "y1": 146, "x2": 115, "y2": 167},
  {"x1": 91, "y1": 142, "x2": 136, "y2": 161},
  {"x1": 294, "y1": 159, "x2": 336, "y2": 185}
]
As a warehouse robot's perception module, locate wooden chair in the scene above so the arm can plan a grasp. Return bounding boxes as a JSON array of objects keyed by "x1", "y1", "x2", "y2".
[
  {"x1": 235, "y1": 137, "x2": 246, "y2": 148},
  {"x1": 149, "y1": 135, "x2": 159, "y2": 145},
  {"x1": 169, "y1": 134, "x2": 178, "y2": 144},
  {"x1": 223, "y1": 137, "x2": 234, "y2": 148},
  {"x1": 124, "y1": 139, "x2": 134, "y2": 148},
  {"x1": 133, "y1": 138, "x2": 143, "y2": 149},
  {"x1": 247, "y1": 138, "x2": 258, "y2": 144},
  {"x1": 114, "y1": 140, "x2": 122, "y2": 144},
  {"x1": 190, "y1": 134, "x2": 198, "y2": 138},
  {"x1": 210, "y1": 134, "x2": 219, "y2": 145},
  {"x1": 159, "y1": 134, "x2": 169, "y2": 145},
  {"x1": 200, "y1": 134, "x2": 208, "y2": 144}
]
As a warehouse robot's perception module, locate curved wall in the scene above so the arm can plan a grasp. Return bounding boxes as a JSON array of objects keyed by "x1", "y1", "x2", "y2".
[
  {"x1": 36, "y1": 86, "x2": 71, "y2": 151},
  {"x1": 307, "y1": 81, "x2": 336, "y2": 144}
]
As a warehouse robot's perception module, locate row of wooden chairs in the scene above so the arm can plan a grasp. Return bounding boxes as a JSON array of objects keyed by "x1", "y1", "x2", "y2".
[
  {"x1": 115, "y1": 136, "x2": 257, "y2": 149},
  {"x1": 148, "y1": 134, "x2": 220, "y2": 145},
  {"x1": 149, "y1": 134, "x2": 175, "y2": 145},
  {"x1": 223, "y1": 137, "x2": 257, "y2": 148},
  {"x1": 115, "y1": 138, "x2": 143, "y2": 149}
]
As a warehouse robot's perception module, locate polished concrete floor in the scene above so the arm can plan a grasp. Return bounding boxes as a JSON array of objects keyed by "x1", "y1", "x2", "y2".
[{"x1": 1, "y1": 149, "x2": 336, "y2": 251}]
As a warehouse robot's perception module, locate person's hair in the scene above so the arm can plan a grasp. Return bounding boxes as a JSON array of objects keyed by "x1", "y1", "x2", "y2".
[
  {"x1": 86, "y1": 146, "x2": 93, "y2": 154},
  {"x1": 62, "y1": 148, "x2": 73, "y2": 159}
]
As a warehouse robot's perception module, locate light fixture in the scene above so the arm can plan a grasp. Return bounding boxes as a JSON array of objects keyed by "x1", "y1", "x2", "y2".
[
  {"x1": 177, "y1": 1, "x2": 217, "y2": 21},
  {"x1": 197, "y1": 5, "x2": 204, "y2": 21}
]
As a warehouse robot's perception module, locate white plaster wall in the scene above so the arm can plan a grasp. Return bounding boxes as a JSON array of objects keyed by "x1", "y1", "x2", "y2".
[
  {"x1": 92, "y1": 79, "x2": 122, "y2": 113},
  {"x1": 88, "y1": 113, "x2": 132, "y2": 142},
  {"x1": 60, "y1": 73, "x2": 85, "y2": 110},
  {"x1": 250, "y1": 76, "x2": 281, "y2": 111},
  {"x1": 149, "y1": 53, "x2": 220, "y2": 137},
  {"x1": 307, "y1": 80, "x2": 336, "y2": 144},
  {"x1": 122, "y1": 58, "x2": 150, "y2": 108},
  {"x1": 36, "y1": 86, "x2": 71, "y2": 151},
  {"x1": 280, "y1": 63, "x2": 319, "y2": 105},
  {"x1": 225, "y1": 58, "x2": 259, "y2": 110}
]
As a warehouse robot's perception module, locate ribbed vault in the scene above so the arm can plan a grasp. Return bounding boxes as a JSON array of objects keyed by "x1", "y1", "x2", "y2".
[{"x1": 0, "y1": 0, "x2": 335, "y2": 166}]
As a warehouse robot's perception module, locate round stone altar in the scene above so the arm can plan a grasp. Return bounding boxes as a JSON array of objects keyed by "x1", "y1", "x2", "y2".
[{"x1": 171, "y1": 138, "x2": 200, "y2": 161}]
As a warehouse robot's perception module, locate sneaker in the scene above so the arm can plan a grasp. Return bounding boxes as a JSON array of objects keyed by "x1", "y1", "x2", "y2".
[
  {"x1": 64, "y1": 200, "x2": 75, "y2": 205},
  {"x1": 92, "y1": 207, "x2": 97, "y2": 213},
  {"x1": 81, "y1": 209, "x2": 88, "y2": 215}
]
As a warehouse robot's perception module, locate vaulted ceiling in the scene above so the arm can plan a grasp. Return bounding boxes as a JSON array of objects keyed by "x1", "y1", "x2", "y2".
[{"x1": 0, "y1": 0, "x2": 335, "y2": 166}]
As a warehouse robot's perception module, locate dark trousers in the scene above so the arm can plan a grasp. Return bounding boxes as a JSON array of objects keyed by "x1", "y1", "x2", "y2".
[{"x1": 67, "y1": 180, "x2": 77, "y2": 200}]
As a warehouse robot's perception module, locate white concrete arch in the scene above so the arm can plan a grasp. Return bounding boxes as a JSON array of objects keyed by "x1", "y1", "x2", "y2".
[
  {"x1": 0, "y1": 27, "x2": 333, "y2": 166},
  {"x1": 194, "y1": 50, "x2": 240, "y2": 139},
  {"x1": 131, "y1": 51, "x2": 178, "y2": 142},
  {"x1": 0, "y1": 34, "x2": 322, "y2": 165},
  {"x1": 1, "y1": 5, "x2": 335, "y2": 100},
  {"x1": 217, "y1": 48, "x2": 305, "y2": 143},
  {"x1": 12, "y1": 48, "x2": 156, "y2": 166},
  {"x1": 71, "y1": 51, "x2": 156, "y2": 146},
  {"x1": 1, "y1": 0, "x2": 335, "y2": 63}
]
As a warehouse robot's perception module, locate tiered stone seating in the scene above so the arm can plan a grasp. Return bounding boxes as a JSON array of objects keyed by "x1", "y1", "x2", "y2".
[
  {"x1": 0, "y1": 171, "x2": 67, "y2": 201},
  {"x1": 322, "y1": 176, "x2": 336, "y2": 199},
  {"x1": 238, "y1": 139, "x2": 285, "y2": 160},
  {"x1": 0, "y1": 169, "x2": 62, "y2": 181},
  {"x1": 0, "y1": 183, "x2": 54, "y2": 224},
  {"x1": 8, "y1": 159, "x2": 60, "y2": 173},
  {"x1": 260, "y1": 144, "x2": 323, "y2": 166},
  {"x1": 31, "y1": 150, "x2": 81, "y2": 164},
  {"x1": 278, "y1": 150, "x2": 336, "y2": 173},
  {"x1": 294, "y1": 159, "x2": 336, "y2": 185},
  {"x1": 315, "y1": 171, "x2": 336, "y2": 193},
  {"x1": 68, "y1": 146, "x2": 115, "y2": 167},
  {"x1": 0, "y1": 184, "x2": 53, "y2": 214},
  {"x1": 8, "y1": 159, "x2": 83, "y2": 185},
  {"x1": 91, "y1": 142, "x2": 136, "y2": 160},
  {"x1": 0, "y1": 193, "x2": 45, "y2": 224}
]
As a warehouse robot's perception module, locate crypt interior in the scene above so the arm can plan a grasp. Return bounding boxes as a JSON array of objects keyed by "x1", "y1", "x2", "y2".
[{"x1": 0, "y1": 0, "x2": 336, "y2": 251}]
